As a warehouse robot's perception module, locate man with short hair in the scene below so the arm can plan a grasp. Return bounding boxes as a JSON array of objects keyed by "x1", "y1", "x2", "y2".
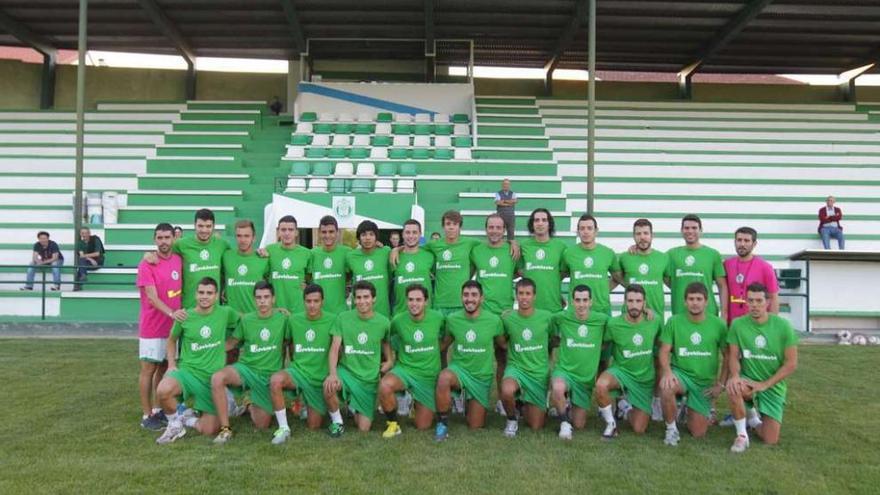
[
  {"x1": 726, "y1": 283, "x2": 799, "y2": 453},
  {"x1": 172, "y1": 209, "x2": 230, "y2": 309},
  {"x1": 389, "y1": 231, "x2": 402, "y2": 249},
  {"x1": 563, "y1": 214, "x2": 621, "y2": 316},
  {"x1": 347, "y1": 220, "x2": 392, "y2": 317},
  {"x1": 724, "y1": 227, "x2": 779, "y2": 325},
  {"x1": 379, "y1": 284, "x2": 446, "y2": 437},
  {"x1": 658, "y1": 282, "x2": 728, "y2": 446},
  {"x1": 266, "y1": 215, "x2": 311, "y2": 314},
  {"x1": 22, "y1": 231, "x2": 63, "y2": 291},
  {"x1": 665, "y1": 214, "x2": 728, "y2": 321},
  {"x1": 309, "y1": 215, "x2": 350, "y2": 315},
  {"x1": 392, "y1": 219, "x2": 434, "y2": 316},
  {"x1": 471, "y1": 214, "x2": 516, "y2": 315},
  {"x1": 155, "y1": 278, "x2": 240, "y2": 444},
  {"x1": 75, "y1": 226, "x2": 104, "y2": 289},
  {"x1": 434, "y1": 280, "x2": 505, "y2": 441},
  {"x1": 618, "y1": 219, "x2": 668, "y2": 316},
  {"x1": 518, "y1": 209, "x2": 565, "y2": 313},
  {"x1": 136, "y1": 223, "x2": 184, "y2": 430},
  {"x1": 323, "y1": 281, "x2": 392, "y2": 435},
  {"x1": 422, "y1": 210, "x2": 480, "y2": 316},
  {"x1": 210, "y1": 281, "x2": 288, "y2": 443},
  {"x1": 550, "y1": 284, "x2": 609, "y2": 440},
  {"x1": 595, "y1": 284, "x2": 662, "y2": 439},
  {"x1": 222, "y1": 219, "x2": 269, "y2": 314},
  {"x1": 495, "y1": 178, "x2": 517, "y2": 241},
  {"x1": 499, "y1": 278, "x2": 554, "y2": 436},
  {"x1": 818, "y1": 195, "x2": 845, "y2": 250},
  {"x1": 269, "y1": 284, "x2": 336, "y2": 443}
]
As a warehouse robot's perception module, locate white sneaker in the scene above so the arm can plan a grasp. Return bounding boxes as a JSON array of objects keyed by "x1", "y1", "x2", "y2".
[
  {"x1": 452, "y1": 394, "x2": 465, "y2": 414},
  {"x1": 181, "y1": 408, "x2": 199, "y2": 428},
  {"x1": 601, "y1": 421, "x2": 618, "y2": 441},
  {"x1": 730, "y1": 434, "x2": 750, "y2": 453},
  {"x1": 651, "y1": 397, "x2": 663, "y2": 422},
  {"x1": 213, "y1": 427, "x2": 232, "y2": 444},
  {"x1": 559, "y1": 421, "x2": 573, "y2": 441},
  {"x1": 156, "y1": 422, "x2": 186, "y2": 444},
  {"x1": 271, "y1": 426, "x2": 291, "y2": 445},
  {"x1": 664, "y1": 427, "x2": 680, "y2": 446},
  {"x1": 504, "y1": 419, "x2": 518, "y2": 438},
  {"x1": 495, "y1": 399, "x2": 506, "y2": 416}
]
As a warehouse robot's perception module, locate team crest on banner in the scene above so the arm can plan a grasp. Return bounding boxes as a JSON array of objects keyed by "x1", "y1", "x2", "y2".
[{"x1": 332, "y1": 196, "x2": 356, "y2": 221}]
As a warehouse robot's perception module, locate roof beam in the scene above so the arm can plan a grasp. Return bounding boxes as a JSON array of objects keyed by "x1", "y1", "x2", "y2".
[
  {"x1": 0, "y1": 8, "x2": 56, "y2": 56},
  {"x1": 279, "y1": 0, "x2": 307, "y2": 55},
  {"x1": 543, "y1": 0, "x2": 587, "y2": 74},
  {"x1": 135, "y1": 0, "x2": 196, "y2": 64},
  {"x1": 425, "y1": 0, "x2": 435, "y2": 56}
]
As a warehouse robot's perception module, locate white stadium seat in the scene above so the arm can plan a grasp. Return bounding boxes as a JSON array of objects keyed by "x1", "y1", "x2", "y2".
[
  {"x1": 331, "y1": 134, "x2": 351, "y2": 147},
  {"x1": 352, "y1": 134, "x2": 370, "y2": 146},
  {"x1": 396, "y1": 179, "x2": 414, "y2": 193},
  {"x1": 433, "y1": 113, "x2": 450, "y2": 123},
  {"x1": 394, "y1": 113, "x2": 412, "y2": 123},
  {"x1": 338, "y1": 112, "x2": 354, "y2": 122},
  {"x1": 434, "y1": 135, "x2": 451, "y2": 147},
  {"x1": 311, "y1": 134, "x2": 330, "y2": 146},
  {"x1": 286, "y1": 178, "x2": 306, "y2": 192},
  {"x1": 334, "y1": 162, "x2": 354, "y2": 176},
  {"x1": 295, "y1": 122, "x2": 313, "y2": 133},
  {"x1": 375, "y1": 123, "x2": 392, "y2": 135},
  {"x1": 454, "y1": 148, "x2": 472, "y2": 160},
  {"x1": 414, "y1": 113, "x2": 431, "y2": 123},
  {"x1": 453, "y1": 124, "x2": 469, "y2": 135},
  {"x1": 308, "y1": 178, "x2": 328, "y2": 192},
  {"x1": 286, "y1": 146, "x2": 305, "y2": 158},
  {"x1": 357, "y1": 112, "x2": 374, "y2": 122},
  {"x1": 356, "y1": 162, "x2": 376, "y2": 176},
  {"x1": 393, "y1": 135, "x2": 410, "y2": 147},
  {"x1": 318, "y1": 112, "x2": 336, "y2": 122},
  {"x1": 374, "y1": 178, "x2": 394, "y2": 192},
  {"x1": 413, "y1": 135, "x2": 431, "y2": 147},
  {"x1": 370, "y1": 147, "x2": 388, "y2": 159}
]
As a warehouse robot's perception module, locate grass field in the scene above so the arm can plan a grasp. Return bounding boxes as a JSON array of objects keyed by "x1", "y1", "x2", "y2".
[{"x1": 1, "y1": 339, "x2": 878, "y2": 494}]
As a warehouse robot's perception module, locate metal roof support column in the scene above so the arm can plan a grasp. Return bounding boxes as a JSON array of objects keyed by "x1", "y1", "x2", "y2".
[
  {"x1": 73, "y1": 0, "x2": 88, "y2": 277},
  {"x1": 41, "y1": 52, "x2": 57, "y2": 109},
  {"x1": 586, "y1": 0, "x2": 596, "y2": 215}
]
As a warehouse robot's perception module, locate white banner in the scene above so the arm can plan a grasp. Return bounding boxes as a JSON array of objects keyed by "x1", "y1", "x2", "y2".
[{"x1": 296, "y1": 82, "x2": 473, "y2": 118}]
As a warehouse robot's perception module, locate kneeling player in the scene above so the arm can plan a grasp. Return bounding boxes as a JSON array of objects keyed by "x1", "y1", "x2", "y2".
[
  {"x1": 210, "y1": 281, "x2": 288, "y2": 443},
  {"x1": 269, "y1": 284, "x2": 335, "y2": 444},
  {"x1": 379, "y1": 284, "x2": 446, "y2": 437},
  {"x1": 658, "y1": 282, "x2": 727, "y2": 446},
  {"x1": 594, "y1": 284, "x2": 661, "y2": 439},
  {"x1": 726, "y1": 283, "x2": 798, "y2": 453},
  {"x1": 323, "y1": 281, "x2": 392, "y2": 435},
  {"x1": 549, "y1": 284, "x2": 609, "y2": 440},
  {"x1": 155, "y1": 278, "x2": 240, "y2": 444}
]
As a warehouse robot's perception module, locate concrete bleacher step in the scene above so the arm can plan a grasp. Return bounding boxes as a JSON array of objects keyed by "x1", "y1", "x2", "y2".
[
  {"x1": 179, "y1": 110, "x2": 262, "y2": 122},
  {"x1": 592, "y1": 194, "x2": 880, "y2": 216},
  {"x1": 103, "y1": 224, "x2": 226, "y2": 244},
  {"x1": 0, "y1": 157, "x2": 146, "y2": 175},
  {"x1": 0, "y1": 132, "x2": 164, "y2": 145},
  {"x1": 560, "y1": 177, "x2": 880, "y2": 198},
  {"x1": 145, "y1": 156, "x2": 241, "y2": 174},
  {"x1": 136, "y1": 173, "x2": 250, "y2": 190},
  {"x1": 126, "y1": 190, "x2": 244, "y2": 207},
  {"x1": 155, "y1": 143, "x2": 243, "y2": 157},
  {"x1": 0, "y1": 122, "x2": 173, "y2": 132},
  {"x1": 0, "y1": 145, "x2": 155, "y2": 157},
  {"x1": 117, "y1": 205, "x2": 236, "y2": 224},
  {"x1": 164, "y1": 132, "x2": 252, "y2": 145},
  {"x1": 557, "y1": 163, "x2": 880, "y2": 182},
  {"x1": 60, "y1": 291, "x2": 139, "y2": 322},
  {"x1": 0, "y1": 175, "x2": 138, "y2": 190},
  {"x1": 172, "y1": 121, "x2": 257, "y2": 132}
]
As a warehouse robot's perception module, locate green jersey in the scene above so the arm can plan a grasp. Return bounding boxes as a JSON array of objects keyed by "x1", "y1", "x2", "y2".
[
  {"x1": 660, "y1": 313, "x2": 727, "y2": 386},
  {"x1": 232, "y1": 310, "x2": 287, "y2": 374},
  {"x1": 562, "y1": 243, "x2": 620, "y2": 315},
  {"x1": 502, "y1": 309, "x2": 553, "y2": 379},
  {"x1": 552, "y1": 309, "x2": 609, "y2": 383},
  {"x1": 309, "y1": 245, "x2": 350, "y2": 315},
  {"x1": 390, "y1": 309, "x2": 445, "y2": 380},
  {"x1": 605, "y1": 315, "x2": 661, "y2": 383},
  {"x1": 287, "y1": 311, "x2": 336, "y2": 384},
  {"x1": 665, "y1": 245, "x2": 725, "y2": 316},
  {"x1": 619, "y1": 249, "x2": 668, "y2": 316},
  {"x1": 393, "y1": 249, "x2": 434, "y2": 315},
  {"x1": 727, "y1": 314, "x2": 798, "y2": 397},
  {"x1": 171, "y1": 305, "x2": 240, "y2": 381},
  {"x1": 173, "y1": 235, "x2": 230, "y2": 309},
  {"x1": 221, "y1": 250, "x2": 269, "y2": 314},
  {"x1": 347, "y1": 246, "x2": 392, "y2": 318},
  {"x1": 445, "y1": 310, "x2": 503, "y2": 380},
  {"x1": 471, "y1": 242, "x2": 515, "y2": 315},
  {"x1": 331, "y1": 310, "x2": 390, "y2": 383},
  {"x1": 426, "y1": 236, "x2": 479, "y2": 309},
  {"x1": 518, "y1": 238, "x2": 566, "y2": 312},
  {"x1": 266, "y1": 243, "x2": 311, "y2": 314}
]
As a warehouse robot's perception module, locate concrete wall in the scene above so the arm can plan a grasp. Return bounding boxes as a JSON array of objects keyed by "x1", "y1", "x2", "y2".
[{"x1": 0, "y1": 60, "x2": 42, "y2": 109}]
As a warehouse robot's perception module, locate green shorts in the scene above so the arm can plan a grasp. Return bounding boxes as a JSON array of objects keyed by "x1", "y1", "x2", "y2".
[
  {"x1": 746, "y1": 376, "x2": 787, "y2": 424},
  {"x1": 607, "y1": 366, "x2": 654, "y2": 415},
  {"x1": 167, "y1": 368, "x2": 216, "y2": 416},
  {"x1": 503, "y1": 365, "x2": 548, "y2": 410},
  {"x1": 231, "y1": 363, "x2": 273, "y2": 414},
  {"x1": 389, "y1": 365, "x2": 437, "y2": 412},
  {"x1": 337, "y1": 366, "x2": 378, "y2": 421},
  {"x1": 286, "y1": 366, "x2": 327, "y2": 414},
  {"x1": 671, "y1": 368, "x2": 712, "y2": 418},
  {"x1": 446, "y1": 362, "x2": 493, "y2": 410},
  {"x1": 551, "y1": 369, "x2": 593, "y2": 411}
]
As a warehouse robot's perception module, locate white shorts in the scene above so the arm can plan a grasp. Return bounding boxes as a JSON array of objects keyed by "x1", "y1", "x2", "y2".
[{"x1": 139, "y1": 338, "x2": 167, "y2": 363}]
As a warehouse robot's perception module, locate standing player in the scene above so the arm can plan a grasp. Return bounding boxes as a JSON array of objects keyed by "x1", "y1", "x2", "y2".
[
  {"x1": 549, "y1": 284, "x2": 609, "y2": 440},
  {"x1": 594, "y1": 284, "x2": 662, "y2": 439},
  {"x1": 726, "y1": 283, "x2": 798, "y2": 453},
  {"x1": 562, "y1": 214, "x2": 621, "y2": 316},
  {"x1": 665, "y1": 214, "x2": 727, "y2": 321},
  {"x1": 136, "y1": 223, "x2": 184, "y2": 430},
  {"x1": 210, "y1": 281, "x2": 288, "y2": 443},
  {"x1": 518, "y1": 209, "x2": 566, "y2": 313},
  {"x1": 724, "y1": 227, "x2": 779, "y2": 325},
  {"x1": 172, "y1": 208, "x2": 230, "y2": 309},
  {"x1": 618, "y1": 219, "x2": 668, "y2": 317},
  {"x1": 155, "y1": 278, "x2": 240, "y2": 443},
  {"x1": 434, "y1": 281, "x2": 505, "y2": 441},
  {"x1": 471, "y1": 213, "x2": 516, "y2": 315},
  {"x1": 422, "y1": 210, "x2": 480, "y2": 316},
  {"x1": 266, "y1": 215, "x2": 311, "y2": 314},
  {"x1": 379, "y1": 284, "x2": 445, "y2": 436},
  {"x1": 309, "y1": 215, "x2": 350, "y2": 315},
  {"x1": 222, "y1": 219, "x2": 269, "y2": 315},
  {"x1": 323, "y1": 281, "x2": 393, "y2": 435},
  {"x1": 392, "y1": 219, "x2": 434, "y2": 316},
  {"x1": 658, "y1": 282, "x2": 728, "y2": 446},
  {"x1": 347, "y1": 220, "x2": 393, "y2": 318},
  {"x1": 499, "y1": 278, "x2": 554, "y2": 436},
  {"x1": 269, "y1": 284, "x2": 336, "y2": 443}
]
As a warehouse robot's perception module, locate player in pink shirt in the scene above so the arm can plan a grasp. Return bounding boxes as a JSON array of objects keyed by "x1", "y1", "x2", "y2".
[
  {"x1": 137, "y1": 223, "x2": 186, "y2": 430},
  {"x1": 723, "y1": 227, "x2": 779, "y2": 325}
]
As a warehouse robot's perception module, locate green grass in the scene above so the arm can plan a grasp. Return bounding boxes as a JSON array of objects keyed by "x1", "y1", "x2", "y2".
[{"x1": 1, "y1": 340, "x2": 878, "y2": 493}]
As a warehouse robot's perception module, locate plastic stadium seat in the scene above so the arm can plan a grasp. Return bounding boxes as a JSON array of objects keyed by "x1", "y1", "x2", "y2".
[
  {"x1": 334, "y1": 123, "x2": 353, "y2": 134},
  {"x1": 411, "y1": 148, "x2": 430, "y2": 160},
  {"x1": 371, "y1": 135, "x2": 392, "y2": 147},
  {"x1": 452, "y1": 114, "x2": 469, "y2": 123},
  {"x1": 356, "y1": 162, "x2": 376, "y2": 176},
  {"x1": 374, "y1": 179, "x2": 394, "y2": 192},
  {"x1": 331, "y1": 134, "x2": 351, "y2": 147},
  {"x1": 328, "y1": 148, "x2": 347, "y2": 159},
  {"x1": 377, "y1": 112, "x2": 393, "y2": 123},
  {"x1": 434, "y1": 135, "x2": 451, "y2": 147},
  {"x1": 312, "y1": 161, "x2": 333, "y2": 176},
  {"x1": 349, "y1": 147, "x2": 369, "y2": 159},
  {"x1": 350, "y1": 179, "x2": 372, "y2": 193},
  {"x1": 299, "y1": 112, "x2": 317, "y2": 122},
  {"x1": 338, "y1": 113, "x2": 354, "y2": 122},
  {"x1": 377, "y1": 162, "x2": 396, "y2": 176},
  {"x1": 313, "y1": 123, "x2": 334, "y2": 134},
  {"x1": 413, "y1": 135, "x2": 431, "y2": 147},
  {"x1": 295, "y1": 122, "x2": 313, "y2": 133},
  {"x1": 306, "y1": 147, "x2": 328, "y2": 158},
  {"x1": 357, "y1": 112, "x2": 374, "y2": 122},
  {"x1": 289, "y1": 161, "x2": 310, "y2": 175},
  {"x1": 433, "y1": 148, "x2": 453, "y2": 160},
  {"x1": 312, "y1": 134, "x2": 331, "y2": 146},
  {"x1": 394, "y1": 113, "x2": 412, "y2": 123},
  {"x1": 434, "y1": 124, "x2": 453, "y2": 135},
  {"x1": 329, "y1": 178, "x2": 347, "y2": 193},
  {"x1": 308, "y1": 178, "x2": 328, "y2": 192},
  {"x1": 375, "y1": 123, "x2": 392, "y2": 135},
  {"x1": 392, "y1": 124, "x2": 412, "y2": 135},
  {"x1": 370, "y1": 147, "x2": 388, "y2": 159},
  {"x1": 453, "y1": 136, "x2": 473, "y2": 147},
  {"x1": 354, "y1": 123, "x2": 374, "y2": 134},
  {"x1": 389, "y1": 148, "x2": 409, "y2": 159},
  {"x1": 393, "y1": 135, "x2": 410, "y2": 147},
  {"x1": 291, "y1": 134, "x2": 311, "y2": 145},
  {"x1": 287, "y1": 146, "x2": 305, "y2": 158},
  {"x1": 414, "y1": 113, "x2": 431, "y2": 123},
  {"x1": 287, "y1": 178, "x2": 306, "y2": 191},
  {"x1": 334, "y1": 162, "x2": 354, "y2": 176},
  {"x1": 398, "y1": 162, "x2": 417, "y2": 176},
  {"x1": 318, "y1": 112, "x2": 336, "y2": 122},
  {"x1": 414, "y1": 124, "x2": 433, "y2": 135},
  {"x1": 453, "y1": 124, "x2": 469, "y2": 135},
  {"x1": 396, "y1": 179, "x2": 414, "y2": 193},
  {"x1": 433, "y1": 113, "x2": 450, "y2": 123},
  {"x1": 352, "y1": 134, "x2": 370, "y2": 146},
  {"x1": 454, "y1": 148, "x2": 472, "y2": 160}
]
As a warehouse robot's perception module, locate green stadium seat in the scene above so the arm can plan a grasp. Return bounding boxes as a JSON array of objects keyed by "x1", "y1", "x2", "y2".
[
  {"x1": 452, "y1": 113, "x2": 469, "y2": 123},
  {"x1": 433, "y1": 148, "x2": 453, "y2": 160},
  {"x1": 313, "y1": 123, "x2": 334, "y2": 134},
  {"x1": 354, "y1": 124, "x2": 375, "y2": 134},
  {"x1": 300, "y1": 112, "x2": 317, "y2": 122},
  {"x1": 328, "y1": 178, "x2": 347, "y2": 193},
  {"x1": 350, "y1": 179, "x2": 372, "y2": 193},
  {"x1": 398, "y1": 162, "x2": 417, "y2": 176},
  {"x1": 371, "y1": 135, "x2": 392, "y2": 147},
  {"x1": 348, "y1": 147, "x2": 369, "y2": 159},
  {"x1": 328, "y1": 148, "x2": 347, "y2": 159},
  {"x1": 389, "y1": 148, "x2": 409, "y2": 159},
  {"x1": 414, "y1": 124, "x2": 433, "y2": 135},
  {"x1": 453, "y1": 136, "x2": 473, "y2": 147},
  {"x1": 392, "y1": 124, "x2": 412, "y2": 135},
  {"x1": 289, "y1": 161, "x2": 310, "y2": 175},
  {"x1": 434, "y1": 124, "x2": 453, "y2": 135},
  {"x1": 377, "y1": 112, "x2": 393, "y2": 123},
  {"x1": 306, "y1": 147, "x2": 328, "y2": 158},
  {"x1": 334, "y1": 123, "x2": 353, "y2": 134},
  {"x1": 312, "y1": 161, "x2": 333, "y2": 176},
  {"x1": 376, "y1": 162, "x2": 397, "y2": 176},
  {"x1": 411, "y1": 148, "x2": 430, "y2": 160},
  {"x1": 778, "y1": 269, "x2": 802, "y2": 289},
  {"x1": 291, "y1": 134, "x2": 311, "y2": 145}
]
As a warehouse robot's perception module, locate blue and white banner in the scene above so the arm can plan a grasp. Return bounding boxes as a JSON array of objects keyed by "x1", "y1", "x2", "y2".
[{"x1": 296, "y1": 82, "x2": 473, "y2": 118}]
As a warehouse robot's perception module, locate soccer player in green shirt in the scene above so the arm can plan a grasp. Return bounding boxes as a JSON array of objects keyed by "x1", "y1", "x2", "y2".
[
  {"x1": 266, "y1": 215, "x2": 311, "y2": 314},
  {"x1": 155, "y1": 277, "x2": 240, "y2": 444},
  {"x1": 594, "y1": 284, "x2": 662, "y2": 439},
  {"x1": 210, "y1": 281, "x2": 287, "y2": 443},
  {"x1": 222, "y1": 220, "x2": 269, "y2": 315},
  {"x1": 726, "y1": 282, "x2": 798, "y2": 453},
  {"x1": 617, "y1": 218, "x2": 668, "y2": 317},
  {"x1": 550, "y1": 284, "x2": 609, "y2": 440},
  {"x1": 658, "y1": 282, "x2": 728, "y2": 446},
  {"x1": 434, "y1": 280, "x2": 505, "y2": 441},
  {"x1": 309, "y1": 215, "x2": 350, "y2": 315},
  {"x1": 379, "y1": 284, "x2": 446, "y2": 437},
  {"x1": 518, "y1": 208, "x2": 566, "y2": 313},
  {"x1": 323, "y1": 281, "x2": 393, "y2": 435},
  {"x1": 421, "y1": 210, "x2": 480, "y2": 315},
  {"x1": 347, "y1": 220, "x2": 393, "y2": 318},
  {"x1": 562, "y1": 214, "x2": 621, "y2": 316},
  {"x1": 499, "y1": 278, "x2": 554, "y2": 436},
  {"x1": 665, "y1": 214, "x2": 728, "y2": 321},
  {"x1": 172, "y1": 208, "x2": 230, "y2": 309},
  {"x1": 269, "y1": 284, "x2": 336, "y2": 443},
  {"x1": 472, "y1": 214, "x2": 515, "y2": 315},
  {"x1": 392, "y1": 219, "x2": 434, "y2": 316}
]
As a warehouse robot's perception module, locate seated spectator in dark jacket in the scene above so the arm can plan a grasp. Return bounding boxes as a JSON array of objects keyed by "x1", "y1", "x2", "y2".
[
  {"x1": 22, "y1": 231, "x2": 64, "y2": 291},
  {"x1": 76, "y1": 227, "x2": 105, "y2": 289}
]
